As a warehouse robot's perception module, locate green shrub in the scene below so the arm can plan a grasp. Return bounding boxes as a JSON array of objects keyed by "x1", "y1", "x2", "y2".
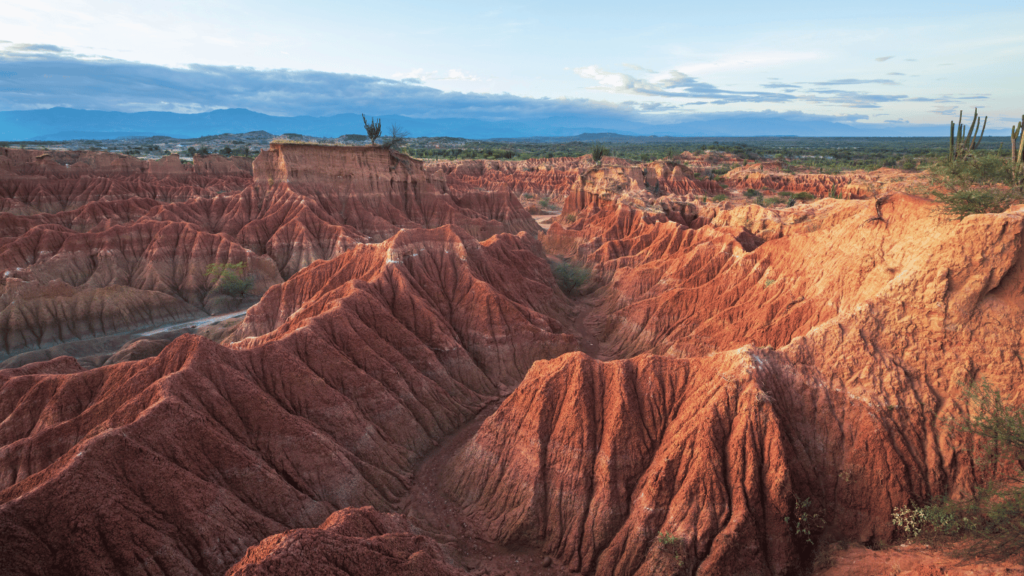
[
  {"x1": 785, "y1": 497, "x2": 825, "y2": 546},
  {"x1": 899, "y1": 380, "x2": 1024, "y2": 559},
  {"x1": 934, "y1": 188, "x2": 1018, "y2": 219},
  {"x1": 778, "y1": 191, "x2": 794, "y2": 198},
  {"x1": 743, "y1": 188, "x2": 762, "y2": 198},
  {"x1": 206, "y1": 262, "x2": 254, "y2": 299},
  {"x1": 539, "y1": 198, "x2": 550, "y2": 208},
  {"x1": 564, "y1": 213, "x2": 577, "y2": 223},
  {"x1": 656, "y1": 531, "x2": 686, "y2": 569},
  {"x1": 793, "y1": 192, "x2": 815, "y2": 201},
  {"x1": 552, "y1": 262, "x2": 591, "y2": 294},
  {"x1": 934, "y1": 153, "x2": 1016, "y2": 189},
  {"x1": 591, "y1": 145, "x2": 609, "y2": 163},
  {"x1": 712, "y1": 194, "x2": 729, "y2": 202}
]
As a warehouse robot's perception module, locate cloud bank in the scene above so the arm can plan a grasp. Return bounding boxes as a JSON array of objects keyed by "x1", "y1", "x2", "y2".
[
  {"x1": 0, "y1": 45, "x2": 970, "y2": 138},
  {"x1": 0, "y1": 46, "x2": 640, "y2": 122}
]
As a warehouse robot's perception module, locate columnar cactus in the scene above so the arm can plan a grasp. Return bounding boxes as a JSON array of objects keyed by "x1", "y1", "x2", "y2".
[
  {"x1": 1011, "y1": 115, "x2": 1024, "y2": 186},
  {"x1": 948, "y1": 108, "x2": 988, "y2": 162}
]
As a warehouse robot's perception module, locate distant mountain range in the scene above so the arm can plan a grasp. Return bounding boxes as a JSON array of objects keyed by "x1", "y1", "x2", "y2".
[{"x1": 0, "y1": 107, "x2": 977, "y2": 141}]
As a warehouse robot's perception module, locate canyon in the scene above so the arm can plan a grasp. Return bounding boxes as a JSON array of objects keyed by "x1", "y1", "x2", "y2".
[{"x1": 1, "y1": 145, "x2": 1021, "y2": 576}]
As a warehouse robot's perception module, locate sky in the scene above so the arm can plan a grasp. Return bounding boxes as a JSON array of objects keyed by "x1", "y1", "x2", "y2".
[{"x1": 1, "y1": 0, "x2": 1022, "y2": 131}]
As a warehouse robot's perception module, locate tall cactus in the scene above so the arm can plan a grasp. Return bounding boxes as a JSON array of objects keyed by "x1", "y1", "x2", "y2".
[
  {"x1": 1011, "y1": 115, "x2": 1024, "y2": 187},
  {"x1": 948, "y1": 108, "x2": 988, "y2": 162}
]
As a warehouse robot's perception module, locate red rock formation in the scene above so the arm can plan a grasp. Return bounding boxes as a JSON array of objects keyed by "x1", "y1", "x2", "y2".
[
  {"x1": 0, "y1": 145, "x2": 540, "y2": 361},
  {"x1": 447, "y1": 352, "x2": 800, "y2": 575},
  {"x1": 0, "y1": 225, "x2": 575, "y2": 575},
  {"x1": 432, "y1": 157, "x2": 588, "y2": 203},
  {"x1": 432, "y1": 156, "x2": 721, "y2": 206},
  {"x1": 226, "y1": 506, "x2": 465, "y2": 576},
  {"x1": 489, "y1": 179, "x2": 1024, "y2": 574},
  {"x1": 724, "y1": 164, "x2": 931, "y2": 199}
]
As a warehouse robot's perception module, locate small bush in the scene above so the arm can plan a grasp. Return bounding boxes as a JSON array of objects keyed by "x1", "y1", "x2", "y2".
[
  {"x1": 900, "y1": 380, "x2": 1024, "y2": 559},
  {"x1": 934, "y1": 188, "x2": 1017, "y2": 219},
  {"x1": 206, "y1": 262, "x2": 254, "y2": 299},
  {"x1": 743, "y1": 188, "x2": 762, "y2": 198},
  {"x1": 564, "y1": 213, "x2": 577, "y2": 223},
  {"x1": 591, "y1": 145, "x2": 609, "y2": 163},
  {"x1": 539, "y1": 198, "x2": 550, "y2": 208},
  {"x1": 793, "y1": 192, "x2": 815, "y2": 201},
  {"x1": 552, "y1": 262, "x2": 591, "y2": 294},
  {"x1": 785, "y1": 497, "x2": 825, "y2": 546},
  {"x1": 656, "y1": 531, "x2": 686, "y2": 569},
  {"x1": 892, "y1": 505, "x2": 926, "y2": 539},
  {"x1": 712, "y1": 194, "x2": 729, "y2": 202},
  {"x1": 778, "y1": 191, "x2": 794, "y2": 198}
]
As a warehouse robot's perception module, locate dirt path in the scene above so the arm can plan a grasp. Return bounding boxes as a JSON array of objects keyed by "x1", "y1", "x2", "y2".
[
  {"x1": 815, "y1": 543, "x2": 1024, "y2": 575},
  {"x1": 139, "y1": 309, "x2": 249, "y2": 337},
  {"x1": 532, "y1": 214, "x2": 556, "y2": 230}
]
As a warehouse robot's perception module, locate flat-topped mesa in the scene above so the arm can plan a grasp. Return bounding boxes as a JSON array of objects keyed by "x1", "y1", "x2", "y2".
[
  {"x1": 254, "y1": 143, "x2": 436, "y2": 188},
  {"x1": 251, "y1": 143, "x2": 540, "y2": 241}
]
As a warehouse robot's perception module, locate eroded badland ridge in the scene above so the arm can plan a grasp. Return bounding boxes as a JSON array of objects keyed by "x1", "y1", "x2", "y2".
[{"x1": 1, "y1": 142, "x2": 1023, "y2": 576}]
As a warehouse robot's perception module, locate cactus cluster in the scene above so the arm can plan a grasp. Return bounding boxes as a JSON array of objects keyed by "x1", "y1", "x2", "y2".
[
  {"x1": 1012, "y1": 115, "x2": 1024, "y2": 168},
  {"x1": 948, "y1": 108, "x2": 988, "y2": 162},
  {"x1": 1012, "y1": 115, "x2": 1024, "y2": 188}
]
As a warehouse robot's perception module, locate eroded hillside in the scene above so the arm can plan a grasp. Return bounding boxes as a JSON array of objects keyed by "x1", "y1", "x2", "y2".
[{"x1": 1, "y1": 147, "x2": 1021, "y2": 576}]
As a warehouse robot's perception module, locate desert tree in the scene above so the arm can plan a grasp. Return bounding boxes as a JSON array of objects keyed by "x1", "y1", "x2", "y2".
[
  {"x1": 381, "y1": 124, "x2": 410, "y2": 150},
  {"x1": 362, "y1": 114, "x2": 383, "y2": 145}
]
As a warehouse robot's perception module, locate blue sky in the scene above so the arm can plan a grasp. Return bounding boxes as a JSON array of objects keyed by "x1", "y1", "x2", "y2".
[{"x1": 1, "y1": 0, "x2": 1022, "y2": 130}]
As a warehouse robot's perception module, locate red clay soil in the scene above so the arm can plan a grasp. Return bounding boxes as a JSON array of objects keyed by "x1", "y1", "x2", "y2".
[
  {"x1": 3, "y1": 152, "x2": 1024, "y2": 576},
  {"x1": 226, "y1": 506, "x2": 465, "y2": 576},
  {"x1": 816, "y1": 543, "x2": 1024, "y2": 576},
  {"x1": 432, "y1": 155, "x2": 723, "y2": 208},
  {"x1": 0, "y1": 226, "x2": 574, "y2": 575},
  {"x1": 724, "y1": 163, "x2": 933, "y2": 199},
  {"x1": 431, "y1": 156, "x2": 592, "y2": 203},
  {"x1": 451, "y1": 165, "x2": 1024, "y2": 574},
  {"x1": 0, "y1": 145, "x2": 539, "y2": 362}
]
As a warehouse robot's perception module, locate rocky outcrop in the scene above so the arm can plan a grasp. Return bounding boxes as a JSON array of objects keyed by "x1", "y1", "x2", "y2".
[
  {"x1": 433, "y1": 156, "x2": 722, "y2": 206},
  {"x1": 432, "y1": 157, "x2": 588, "y2": 203},
  {"x1": 255, "y1": 144, "x2": 538, "y2": 241},
  {"x1": 0, "y1": 225, "x2": 575, "y2": 575},
  {"x1": 448, "y1": 352, "x2": 800, "y2": 575},
  {"x1": 724, "y1": 164, "x2": 931, "y2": 199},
  {"x1": 0, "y1": 146, "x2": 539, "y2": 361},
  {"x1": 226, "y1": 507, "x2": 465, "y2": 576},
  {"x1": 497, "y1": 182, "x2": 1024, "y2": 574}
]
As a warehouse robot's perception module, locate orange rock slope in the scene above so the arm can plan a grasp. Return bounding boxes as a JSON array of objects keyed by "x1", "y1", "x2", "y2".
[
  {"x1": 724, "y1": 162, "x2": 931, "y2": 199},
  {"x1": 226, "y1": 506, "x2": 464, "y2": 576},
  {"x1": 447, "y1": 165, "x2": 1024, "y2": 574},
  {"x1": 432, "y1": 155, "x2": 721, "y2": 206},
  {"x1": 2, "y1": 153, "x2": 1023, "y2": 576},
  {"x1": 0, "y1": 226, "x2": 574, "y2": 575},
  {"x1": 0, "y1": 145, "x2": 539, "y2": 363}
]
